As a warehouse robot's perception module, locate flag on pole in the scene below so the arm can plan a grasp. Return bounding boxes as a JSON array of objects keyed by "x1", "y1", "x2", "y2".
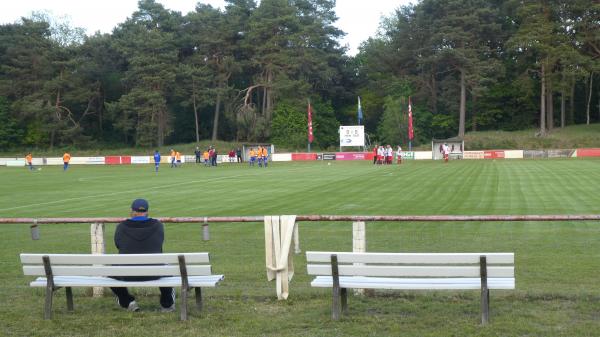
[
  {"x1": 408, "y1": 97, "x2": 414, "y2": 140},
  {"x1": 357, "y1": 96, "x2": 363, "y2": 125},
  {"x1": 307, "y1": 101, "x2": 314, "y2": 143}
]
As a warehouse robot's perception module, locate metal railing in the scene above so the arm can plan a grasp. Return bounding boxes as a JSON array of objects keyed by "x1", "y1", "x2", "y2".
[
  {"x1": 3, "y1": 214, "x2": 600, "y2": 224},
  {"x1": 8, "y1": 214, "x2": 600, "y2": 299}
]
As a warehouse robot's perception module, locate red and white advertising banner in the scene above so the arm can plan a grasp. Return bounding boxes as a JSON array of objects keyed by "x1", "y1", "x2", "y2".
[
  {"x1": 272, "y1": 153, "x2": 292, "y2": 162},
  {"x1": 105, "y1": 156, "x2": 120, "y2": 165},
  {"x1": 484, "y1": 150, "x2": 505, "y2": 159},
  {"x1": 46, "y1": 158, "x2": 64, "y2": 165},
  {"x1": 131, "y1": 156, "x2": 151, "y2": 164},
  {"x1": 291, "y1": 153, "x2": 318, "y2": 161},
  {"x1": 105, "y1": 156, "x2": 132, "y2": 165},
  {"x1": 504, "y1": 150, "x2": 523, "y2": 159},
  {"x1": 70, "y1": 157, "x2": 105, "y2": 165},
  {"x1": 463, "y1": 151, "x2": 485, "y2": 159},
  {"x1": 414, "y1": 151, "x2": 433, "y2": 160},
  {"x1": 576, "y1": 148, "x2": 600, "y2": 157},
  {"x1": 334, "y1": 152, "x2": 370, "y2": 160}
]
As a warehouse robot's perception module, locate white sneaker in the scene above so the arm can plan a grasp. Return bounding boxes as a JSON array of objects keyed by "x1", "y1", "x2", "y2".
[
  {"x1": 127, "y1": 301, "x2": 140, "y2": 312},
  {"x1": 160, "y1": 304, "x2": 175, "y2": 313}
]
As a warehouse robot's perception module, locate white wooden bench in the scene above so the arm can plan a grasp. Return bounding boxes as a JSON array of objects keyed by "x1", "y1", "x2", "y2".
[
  {"x1": 20, "y1": 253, "x2": 224, "y2": 320},
  {"x1": 306, "y1": 251, "x2": 515, "y2": 324}
]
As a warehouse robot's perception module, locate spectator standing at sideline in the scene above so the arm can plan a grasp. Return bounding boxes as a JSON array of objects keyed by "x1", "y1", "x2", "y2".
[
  {"x1": 372, "y1": 145, "x2": 378, "y2": 164},
  {"x1": 194, "y1": 147, "x2": 201, "y2": 164},
  {"x1": 236, "y1": 148, "x2": 242, "y2": 163},
  {"x1": 109, "y1": 199, "x2": 175, "y2": 312},
  {"x1": 211, "y1": 148, "x2": 218, "y2": 166}
]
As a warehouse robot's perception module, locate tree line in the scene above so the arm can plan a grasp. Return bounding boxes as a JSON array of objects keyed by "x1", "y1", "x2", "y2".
[{"x1": 0, "y1": 0, "x2": 598, "y2": 151}]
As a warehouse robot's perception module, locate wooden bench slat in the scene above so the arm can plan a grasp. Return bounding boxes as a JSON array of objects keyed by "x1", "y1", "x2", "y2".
[
  {"x1": 20, "y1": 253, "x2": 209, "y2": 265},
  {"x1": 306, "y1": 251, "x2": 516, "y2": 323},
  {"x1": 307, "y1": 265, "x2": 514, "y2": 278},
  {"x1": 23, "y1": 265, "x2": 212, "y2": 277},
  {"x1": 21, "y1": 252, "x2": 222, "y2": 321},
  {"x1": 306, "y1": 252, "x2": 514, "y2": 264},
  {"x1": 310, "y1": 276, "x2": 515, "y2": 290},
  {"x1": 29, "y1": 275, "x2": 224, "y2": 288}
]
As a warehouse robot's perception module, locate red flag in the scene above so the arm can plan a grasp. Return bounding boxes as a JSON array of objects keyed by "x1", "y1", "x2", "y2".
[
  {"x1": 408, "y1": 97, "x2": 414, "y2": 140},
  {"x1": 307, "y1": 102, "x2": 314, "y2": 143}
]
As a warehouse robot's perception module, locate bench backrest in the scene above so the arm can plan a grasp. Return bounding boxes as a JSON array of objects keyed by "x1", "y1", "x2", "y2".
[
  {"x1": 20, "y1": 253, "x2": 212, "y2": 277},
  {"x1": 306, "y1": 252, "x2": 514, "y2": 278}
]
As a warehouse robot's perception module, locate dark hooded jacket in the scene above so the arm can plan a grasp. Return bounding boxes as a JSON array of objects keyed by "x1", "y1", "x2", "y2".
[
  {"x1": 113, "y1": 218, "x2": 164, "y2": 281},
  {"x1": 114, "y1": 218, "x2": 164, "y2": 254}
]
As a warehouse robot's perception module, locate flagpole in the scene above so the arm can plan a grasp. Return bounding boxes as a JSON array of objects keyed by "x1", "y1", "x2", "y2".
[
  {"x1": 408, "y1": 96, "x2": 414, "y2": 152},
  {"x1": 307, "y1": 99, "x2": 311, "y2": 153},
  {"x1": 357, "y1": 96, "x2": 364, "y2": 151}
]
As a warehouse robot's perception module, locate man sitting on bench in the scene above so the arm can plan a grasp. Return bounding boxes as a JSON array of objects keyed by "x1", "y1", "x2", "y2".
[{"x1": 110, "y1": 199, "x2": 175, "y2": 312}]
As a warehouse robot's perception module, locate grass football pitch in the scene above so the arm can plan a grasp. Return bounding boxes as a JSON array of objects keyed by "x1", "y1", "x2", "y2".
[{"x1": 2, "y1": 159, "x2": 600, "y2": 336}]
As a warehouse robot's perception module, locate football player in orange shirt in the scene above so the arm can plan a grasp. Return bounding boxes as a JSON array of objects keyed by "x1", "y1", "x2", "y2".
[{"x1": 63, "y1": 152, "x2": 71, "y2": 171}]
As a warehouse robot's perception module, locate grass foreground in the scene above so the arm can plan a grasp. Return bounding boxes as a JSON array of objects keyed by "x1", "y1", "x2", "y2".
[{"x1": 2, "y1": 159, "x2": 600, "y2": 336}]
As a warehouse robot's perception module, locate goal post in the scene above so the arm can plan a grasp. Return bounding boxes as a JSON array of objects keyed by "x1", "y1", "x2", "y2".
[{"x1": 432, "y1": 138, "x2": 464, "y2": 160}]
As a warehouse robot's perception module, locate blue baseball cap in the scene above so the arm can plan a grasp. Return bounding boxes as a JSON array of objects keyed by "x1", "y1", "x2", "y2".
[{"x1": 131, "y1": 199, "x2": 149, "y2": 212}]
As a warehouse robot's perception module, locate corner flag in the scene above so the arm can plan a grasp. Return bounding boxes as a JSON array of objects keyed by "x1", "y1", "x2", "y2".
[{"x1": 357, "y1": 96, "x2": 363, "y2": 125}]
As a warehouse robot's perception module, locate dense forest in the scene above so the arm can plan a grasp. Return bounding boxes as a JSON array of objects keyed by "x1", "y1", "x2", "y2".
[{"x1": 0, "y1": 0, "x2": 598, "y2": 150}]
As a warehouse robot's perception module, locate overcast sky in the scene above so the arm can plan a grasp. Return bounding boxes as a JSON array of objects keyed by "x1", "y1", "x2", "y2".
[{"x1": 0, "y1": 0, "x2": 413, "y2": 55}]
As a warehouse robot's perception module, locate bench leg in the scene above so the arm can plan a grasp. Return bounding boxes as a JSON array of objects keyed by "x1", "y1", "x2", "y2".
[
  {"x1": 481, "y1": 288, "x2": 489, "y2": 325},
  {"x1": 332, "y1": 286, "x2": 341, "y2": 321},
  {"x1": 44, "y1": 285, "x2": 54, "y2": 319},
  {"x1": 180, "y1": 287, "x2": 188, "y2": 321},
  {"x1": 66, "y1": 287, "x2": 74, "y2": 311},
  {"x1": 341, "y1": 288, "x2": 348, "y2": 315},
  {"x1": 331, "y1": 254, "x2": 342, "y2": 320},
  {"x1": 195, "y1": 287, "x2": 202, "y2": 311}
]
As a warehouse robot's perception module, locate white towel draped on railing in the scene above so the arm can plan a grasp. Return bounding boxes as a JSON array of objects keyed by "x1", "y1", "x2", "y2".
[{"x1": 264, "y1": 215, "x2": 298, "y2": 300}]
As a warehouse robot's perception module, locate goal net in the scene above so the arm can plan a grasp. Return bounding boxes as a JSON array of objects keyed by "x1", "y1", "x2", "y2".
[{"x1": 431, "y1": 138, "x2": 464, "y2": 160}]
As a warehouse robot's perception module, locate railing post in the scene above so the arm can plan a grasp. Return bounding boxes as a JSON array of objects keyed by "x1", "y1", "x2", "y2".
[
  {"x1": 202, "y1": 217, "x2": 210, "y2": 241},
  {"x1": 293, "y1": 222, "x2": 301, "y2": 254},
  {"x1": 30, "y1": 219, "x2": 39, "y2": 240},
  {"x1": 352, "y1": 221, "x2": 366, "y2": 296},
  {"x1": 90, "y1": 222, "x2": 105, "y2": 297}
]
